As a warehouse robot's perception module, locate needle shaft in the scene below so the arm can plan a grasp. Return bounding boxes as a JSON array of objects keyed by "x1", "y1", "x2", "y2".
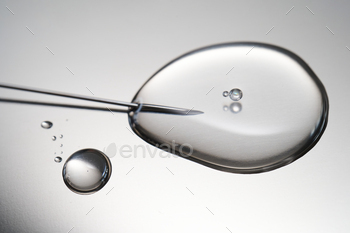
[{"x1": 0, "y1": 82, "x2": 137, "y2": 107}]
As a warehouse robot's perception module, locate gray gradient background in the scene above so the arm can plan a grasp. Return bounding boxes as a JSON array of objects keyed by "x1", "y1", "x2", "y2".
[{"x1": 0, "y1": 1, "x2": 349, "y2": 232}]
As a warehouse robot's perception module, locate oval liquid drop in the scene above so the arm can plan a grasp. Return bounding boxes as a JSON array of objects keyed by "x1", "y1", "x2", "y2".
[
  {"x1": 41, "y1": 121, "x2": 53, "y2": 129},
  {"x1": 129, "y1": 42, "x2": 328, "y2": 174},
  {"x1": 54, "y1": 156, "x2": 62, "y2": 163}
]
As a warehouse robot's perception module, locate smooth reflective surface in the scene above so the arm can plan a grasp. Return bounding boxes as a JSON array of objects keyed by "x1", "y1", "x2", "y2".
[
  {"x1": 129, "y1": 42, "x2": 329, "y2": 174},
  {"x1": 62, "y1": 149, "x2": 112, "y2": 194}
]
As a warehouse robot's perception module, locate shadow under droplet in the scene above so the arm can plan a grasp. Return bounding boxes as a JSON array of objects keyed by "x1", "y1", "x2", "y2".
[{"x1": 230, "y1": 102, "x2": 242, "y2": 113}]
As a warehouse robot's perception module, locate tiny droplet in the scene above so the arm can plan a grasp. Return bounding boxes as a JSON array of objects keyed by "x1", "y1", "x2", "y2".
[
  {"x1": 223, "y1": 106, "x2": 228, "y2": 111},
  {"x1": 54, "y1": 156, "x2": 62, "y2": 163},
  {"x1": 60, "y1": 134, "x2": 63, "y2": 139},
  {"x1": 229, "y1": 88, "x2": 243, "y2": 101},
  {"x1": 52, "y1": 136, "x2": 56, "y2": 141},
  {"x1": 60, "y1": 144, "x2": 63, "y2": 147},
  {"x1": 41, "y1": 121, "x2": 53, "y2": 129},
  {"x1": 222, "y1": 91, "x2": 229, "y2": 97}
]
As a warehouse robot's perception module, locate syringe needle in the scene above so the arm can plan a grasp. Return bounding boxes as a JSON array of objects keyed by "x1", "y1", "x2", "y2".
[{"x1": 0, "y1": 82, "x2": 203, "y2": 115}]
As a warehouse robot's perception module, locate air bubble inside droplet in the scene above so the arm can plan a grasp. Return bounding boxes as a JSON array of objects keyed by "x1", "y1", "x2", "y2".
[
  {"x1": 129, "y1": 42, "x2": 328, "y2": 174},
  {"x1": 41, "y1": 121, "x2": 53, "y2": 129},
  {"x1": 62, "y1": 149, "x2": 111, "y2": 194}
]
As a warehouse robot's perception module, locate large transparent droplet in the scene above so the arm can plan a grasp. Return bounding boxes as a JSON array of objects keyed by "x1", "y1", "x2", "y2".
[
  {"x1": 129, "y1": 42, "x2": 328, "y2": 174},
  {"x1": 62, "y1": 149, "x2": 112, "y2": 194}
]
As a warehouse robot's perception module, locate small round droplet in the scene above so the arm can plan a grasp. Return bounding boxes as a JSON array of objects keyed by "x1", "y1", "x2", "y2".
[
  {"x1": 60, "y1": 144, "x2": 63, "y2": 147},
  {"x1": 60, "y1": 134, "x2": 63, "y2": 139},
  {"x1": 52, "y1": 136, "x2": 56, "y2": 141},
  {"x1": 229, "y1": 88, "x2": 243, "y2": 101},
  {"x1": 223, "y1": 106, "x2": 228, "y2": 111},
  {"x1": 222, "y1": 91, "x2": 229, "y2": 97},
  {"x1": 62, "y1": 149, "x2": 112, "y2": 194},
  {"x1": 41, "y1": 121, "x2": 53, "y2": 129},
  {"x1": 230, "y1": 102, "x2": 242, "y2": 113},
  {"x1": 54, "y1": 156, "x2": 62, "y2": 163},
  {"x1": 61, "y1": 151, "x2": 63, "y2": 154}
]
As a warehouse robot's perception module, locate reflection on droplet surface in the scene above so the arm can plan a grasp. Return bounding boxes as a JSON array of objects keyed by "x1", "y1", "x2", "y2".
[
  {"x1": 230, "y1": 102, "x2": 242, "y2": 113},
  {"x1": 41, "y1": 121, "x2": 53, "y2": 129},
  {"x1": 129, "y1": 42, "x2": 329, "y2": 174},
  {"x1": 52, "y1": 136, "x2": 56, "y2": 141},
  {"x1": 62, "y1": 149, "x2": 112, "y2": 194},
  {"x1": 222, "y1": 91, "x2": 229, "y2": 97},
  {"x1": 229, "y1": 88, "x2": 243, "y2": 101},
  {"x1": 54, "y1": 156, "x2": 62, "y2": 163}
]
